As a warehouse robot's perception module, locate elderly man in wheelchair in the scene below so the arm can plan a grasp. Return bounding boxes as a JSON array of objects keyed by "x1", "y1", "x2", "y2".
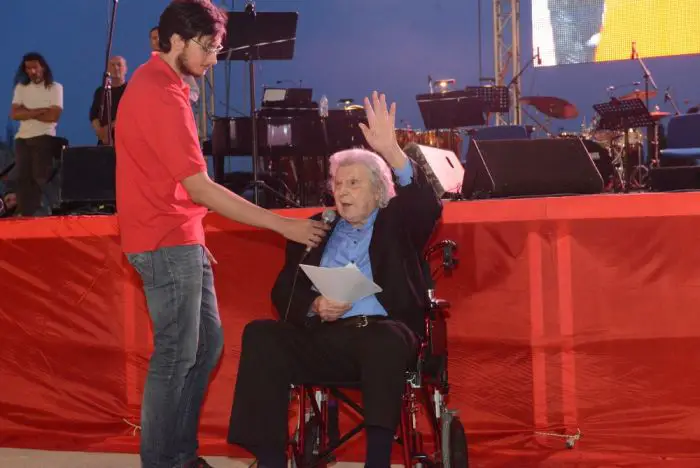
[{"x1": 227, "y1": 92, "x2": 466, "y2": 468}]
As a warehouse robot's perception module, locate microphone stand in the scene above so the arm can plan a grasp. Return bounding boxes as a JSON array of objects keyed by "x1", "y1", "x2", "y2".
[
  {"x1": 664, "y1": 88, "x2": 681, "y2": 115},
  {"x1": 98, "y1": 0, "x2": 119, "y2": 146},
  {"x1": 510, "y1": 51, "x2": 549, "y2": 134},
  {"x1": 633, "y1": 48, "x2": 659, "y2": 171},
  {"x1": 634, "y1": 51, "x2": 657, "y2": 111},
  {"x1": 507, "y1": 50, "x2": 539, "y2": 89}
]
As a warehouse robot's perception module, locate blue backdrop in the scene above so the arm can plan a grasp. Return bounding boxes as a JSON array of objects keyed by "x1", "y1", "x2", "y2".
[{"x1": 2, "y1": 0, "x2": 699, "y2": 149}]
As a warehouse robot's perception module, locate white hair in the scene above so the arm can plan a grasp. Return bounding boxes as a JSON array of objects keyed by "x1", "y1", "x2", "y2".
[{"x1": 328, "y1": 148, "x2": 396, "y2": 208}]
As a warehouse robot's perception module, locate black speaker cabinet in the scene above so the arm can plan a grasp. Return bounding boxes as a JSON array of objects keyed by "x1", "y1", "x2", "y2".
[
  {"x1": 462, "y1": 138, "x2": 604, "y2": 199},
  {"x1": 649, "y1": 165, "x2": 700, "y2": 192},
  {"x1": 60, "y1": 145, "x2": 115, "y2": 203}
]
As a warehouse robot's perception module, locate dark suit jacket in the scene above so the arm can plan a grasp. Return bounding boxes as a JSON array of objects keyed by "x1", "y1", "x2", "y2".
[{"x1": 271, "y1": 160, "x2": 442, "y2": 338}]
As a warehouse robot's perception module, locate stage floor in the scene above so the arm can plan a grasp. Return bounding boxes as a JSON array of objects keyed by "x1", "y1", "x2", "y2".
[{"x1": 2, "y1": 192, "x2": 700, "y2": 466}]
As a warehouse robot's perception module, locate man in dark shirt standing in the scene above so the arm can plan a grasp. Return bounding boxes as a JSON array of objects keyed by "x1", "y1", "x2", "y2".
[{"x1": 89, "y1": 55, "x2": 127, "y2": 145}]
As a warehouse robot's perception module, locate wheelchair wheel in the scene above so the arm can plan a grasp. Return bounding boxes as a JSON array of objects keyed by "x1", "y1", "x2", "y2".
[{"x1": 446, "y1": 416, "x2": 469, "y2": 468}]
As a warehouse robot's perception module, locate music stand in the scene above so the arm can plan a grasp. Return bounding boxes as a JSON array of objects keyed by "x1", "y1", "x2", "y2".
[
  {"x1": 593, "y1": 98, "x2": 654, "y2": 132},
  {"x1": 464, "y1": 86, "x2": 510, "y2": 113},
  {"x1": 217, "y1": 9, "x2": 298, "y2": 205},
  {"x1": 416, "y1": 92, "x2": 486, "y2": 130},
  {"x1": 593, "y1": 98, "x2": 655, "y2": 190}
]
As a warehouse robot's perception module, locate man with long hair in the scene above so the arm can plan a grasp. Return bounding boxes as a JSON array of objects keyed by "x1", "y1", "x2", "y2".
[
  {"x1": 9, "y1": 52, "x2": 63, "y2": 216},
  {"x1": 115, "y1": 1, "x2": 328, "y2": 467}
]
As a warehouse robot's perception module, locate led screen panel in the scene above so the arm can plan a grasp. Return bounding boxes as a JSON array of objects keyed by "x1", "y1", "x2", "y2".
[{"x1": 532, "y1": 0, "x2": 700, "y2": 66}]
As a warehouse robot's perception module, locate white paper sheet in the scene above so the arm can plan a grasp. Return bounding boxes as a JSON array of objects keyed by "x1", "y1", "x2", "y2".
[{"x1": 300, "y1": 263, "x2": 382, "y2": 303}]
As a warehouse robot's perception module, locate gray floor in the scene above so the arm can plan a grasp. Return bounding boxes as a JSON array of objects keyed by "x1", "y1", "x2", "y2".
[{"x1": 0, "y1": 449, "x2": 376, "y2": 468}]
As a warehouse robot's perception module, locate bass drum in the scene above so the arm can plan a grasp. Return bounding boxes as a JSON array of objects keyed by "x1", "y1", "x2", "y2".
[{"x1": 581, "y1": 138, "x2": 615, "y2": 191}]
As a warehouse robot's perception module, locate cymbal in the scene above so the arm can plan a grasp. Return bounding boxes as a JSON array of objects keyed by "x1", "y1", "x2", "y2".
[
  {"x1": 650, "y1": 111, "x2": 671, "y2": 120},
  {"x1": 620, "y1": 90, "x2": 657, "y2": 101},
  {"x1": 520, "y1": 96, "x2": 579, "y2": 119}
]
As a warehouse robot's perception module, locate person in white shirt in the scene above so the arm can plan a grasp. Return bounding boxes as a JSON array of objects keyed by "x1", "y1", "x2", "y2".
[{"x1": 10, "y1": 52, "x2": 63, "y2": 216}]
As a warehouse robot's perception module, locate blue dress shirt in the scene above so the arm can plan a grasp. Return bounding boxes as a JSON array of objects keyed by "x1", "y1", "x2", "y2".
[{"x1": 319, "y1": 161, "x2": 414, "y2": 318}]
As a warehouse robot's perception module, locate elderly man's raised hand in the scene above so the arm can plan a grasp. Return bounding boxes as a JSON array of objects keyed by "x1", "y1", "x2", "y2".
[{"x1": 358, "y1": 91, "x2": 408, "y2": 169}]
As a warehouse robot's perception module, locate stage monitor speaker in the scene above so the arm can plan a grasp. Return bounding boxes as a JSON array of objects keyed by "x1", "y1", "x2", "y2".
[
  {"x1": 404, "y1": 143, "x2": 465, "y2": 198},
  {"x1": 60, "y1": 145, "x2": 115, "y2": 204},
  {"x1": 649, "y1": 165, "x2": 700, "y2": 192},
  {"x1": 462, "y1": 138, "x2": 604, "y2": 199}
]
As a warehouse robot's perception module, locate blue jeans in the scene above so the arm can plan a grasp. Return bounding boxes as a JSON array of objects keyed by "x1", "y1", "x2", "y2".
[{"x1": 128, "y1": 244, "x2": 224, "y2": 468}]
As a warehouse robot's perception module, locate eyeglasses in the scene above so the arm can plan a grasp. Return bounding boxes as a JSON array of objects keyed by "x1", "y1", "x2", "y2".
[{"x1": 191, "y1": 38, "x2": 224, "y2": 55}]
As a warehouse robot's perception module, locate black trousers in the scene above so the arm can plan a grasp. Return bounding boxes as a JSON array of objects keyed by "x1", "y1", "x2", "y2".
[
  {"x1": 14, "y1": 135, "x2": 56, "y2": 216},
  {"x1": 227, "y1": 318, "x2": 418, "y2": 456}
]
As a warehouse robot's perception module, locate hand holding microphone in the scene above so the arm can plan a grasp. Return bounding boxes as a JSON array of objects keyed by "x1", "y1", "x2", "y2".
[
  {"x1": 278, "y1": 209, "x2": 333, "y2": 251},
  {"x1": 282, "y1": 209, "x2": 336, "y2": 322},
  {"x1": 305, "y1": 209, "x2": 336, "y2": 252},
  {"x1": 282, "y1": 208, "x2": 335, "y2": 253}
]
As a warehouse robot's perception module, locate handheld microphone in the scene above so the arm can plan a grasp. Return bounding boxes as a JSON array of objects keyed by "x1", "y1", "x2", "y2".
[
  {"x1": 305, "y1": 209, "x2": 336, "y2": 253},
  {"x1": 284, "y1": 209, "x2": 337, "y2": 322},
  {"x1": 536, "y1": 47, "x2": 542, "y2": 65}
]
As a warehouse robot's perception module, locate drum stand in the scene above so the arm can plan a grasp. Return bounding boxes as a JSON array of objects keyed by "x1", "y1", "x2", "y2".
[
  {"x1": 632, "y1": 47, "x2": 659, "y2": 184},
  {"x1": 648, "y1": 123, "x2": 662, "y2": 169},
  {"x1": 626, "y1": 131, "x2": 648, "y2": 191},
  {"x1": 608, "y1": 139, "x2": 627, "y2": 193},
  {"x1": 593, "y1": 98, "x2": 654, "y2": 192},
  {"x1": 520, "y1": 106, "x2": 555, "y2": 137}
]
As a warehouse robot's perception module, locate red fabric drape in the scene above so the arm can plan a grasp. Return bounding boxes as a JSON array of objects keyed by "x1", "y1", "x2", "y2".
[{"x1": 2, "y1": 193, "x2": 700, "y2": 466}]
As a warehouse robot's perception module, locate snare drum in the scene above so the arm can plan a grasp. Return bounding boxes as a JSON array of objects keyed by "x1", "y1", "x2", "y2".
[{"x1": 584, "y1": 115, "x2": 623, "y2": 147}]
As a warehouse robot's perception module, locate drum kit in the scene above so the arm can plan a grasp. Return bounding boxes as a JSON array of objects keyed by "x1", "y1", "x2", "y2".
[
  {"x1": 517, "y1": 89, "x2": 672, "y2": 193},
  {"x1": 390, "y1": 88, "x2": 672, "y2": 194},
  {"x1": 395, "y1": 128, "x2": 463, "y2": 159}
]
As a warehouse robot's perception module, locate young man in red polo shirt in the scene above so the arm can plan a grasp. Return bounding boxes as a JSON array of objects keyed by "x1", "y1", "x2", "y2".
[{"x1": 115, "y1": 1, "x2": 328, "y2": 467}]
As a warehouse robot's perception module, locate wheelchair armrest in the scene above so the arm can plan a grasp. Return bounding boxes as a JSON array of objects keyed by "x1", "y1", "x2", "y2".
[{"x1": 429, "y1": 298, "x2": 450, "y2": 319}]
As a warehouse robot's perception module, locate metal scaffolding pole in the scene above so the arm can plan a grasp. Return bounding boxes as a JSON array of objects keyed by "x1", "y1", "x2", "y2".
[{"x1": 493, "y1": 0, "x2": 521, "y2": 125}]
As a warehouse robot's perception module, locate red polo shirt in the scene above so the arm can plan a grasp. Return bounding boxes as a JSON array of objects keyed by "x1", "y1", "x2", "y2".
[{"x1": 115, "y1": 55, "x2": 208, "y2": 253}]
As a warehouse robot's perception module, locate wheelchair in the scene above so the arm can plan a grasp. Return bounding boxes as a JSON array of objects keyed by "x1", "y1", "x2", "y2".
[{"x1": 288, "y1": 239, "x2": 468, "y2": 467}]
